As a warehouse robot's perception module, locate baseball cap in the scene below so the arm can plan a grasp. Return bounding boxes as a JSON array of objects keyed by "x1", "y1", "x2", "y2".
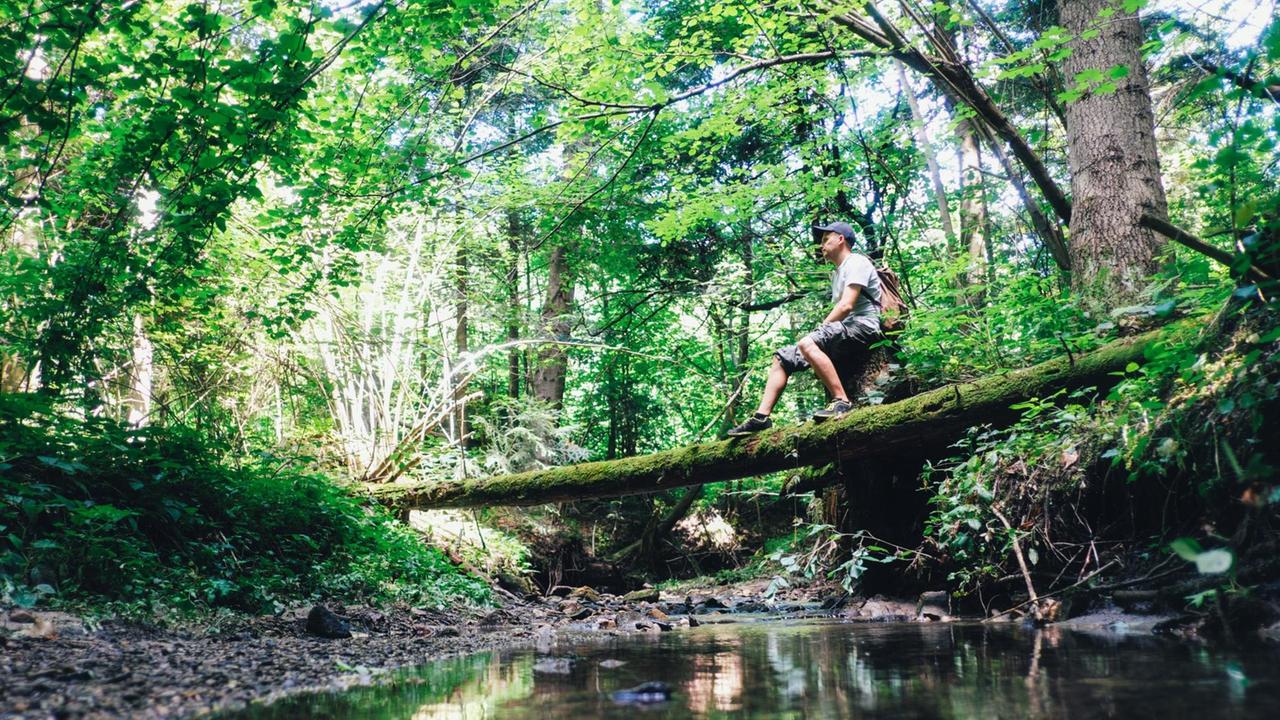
[{"x1": 812, "y1": 221, "x2": 858, "y2": 247}]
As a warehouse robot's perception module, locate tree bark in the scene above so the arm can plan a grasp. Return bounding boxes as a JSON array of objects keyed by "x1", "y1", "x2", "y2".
[
  {"x1": 530, "y1": 243, "x2": 574, "y2": 407},
  {"x1": 370, "y1": 319, "x2": 1197, "y2": 510},
  {"x1": 1062, "y1": 0, "x2": 1169, "y2": 305}
]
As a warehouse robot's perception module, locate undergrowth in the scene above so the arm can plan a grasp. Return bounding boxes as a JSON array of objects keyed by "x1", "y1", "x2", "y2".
[
  {"x1": 922, "y1": 297, "x2": 1280, "y2": 601},
  {"x1": 0, "y1": 394, "x2": 492, "y2": 615}
]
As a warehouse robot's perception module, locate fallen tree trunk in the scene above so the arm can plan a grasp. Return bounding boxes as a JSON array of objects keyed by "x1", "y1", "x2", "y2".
[{"x1": 369, "y1": 320, "x2": 1200, "y2": 510}]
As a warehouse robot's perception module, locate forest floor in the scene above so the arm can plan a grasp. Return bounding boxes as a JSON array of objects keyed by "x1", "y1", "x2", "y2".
[
  {"x1": 9, "y1": 574, "x2": 1273, "y2": 719},
  {"x1": 0, "y1": 577, "x2": 954, "y2": 718}
]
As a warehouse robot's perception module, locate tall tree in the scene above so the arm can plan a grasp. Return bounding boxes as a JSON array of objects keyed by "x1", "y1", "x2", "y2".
[
  {"x1": 530, "y1": 242, "x2": 575, "y2": 407},
  {"x1": 1061, "y1": 0, "x2": 1169, "y2": 303}
]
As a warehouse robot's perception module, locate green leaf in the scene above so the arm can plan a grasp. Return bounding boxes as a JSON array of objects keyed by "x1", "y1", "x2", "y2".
[
  {"x1": 1169, "y1": 537, "x2": 1202, "y2": 561},
  {"x1": 37, "y1": 456, "x2": 78, "y2": 474}
]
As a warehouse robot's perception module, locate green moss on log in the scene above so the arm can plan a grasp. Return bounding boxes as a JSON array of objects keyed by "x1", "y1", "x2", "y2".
[{"x1": 369, "y1": 319, "x2": 1202, "y2": 510}]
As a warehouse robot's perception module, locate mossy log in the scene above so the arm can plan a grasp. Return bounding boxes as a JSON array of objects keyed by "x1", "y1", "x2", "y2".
[{"x1": 369, "y1": 321, "x2": 1199, "y2": 510}]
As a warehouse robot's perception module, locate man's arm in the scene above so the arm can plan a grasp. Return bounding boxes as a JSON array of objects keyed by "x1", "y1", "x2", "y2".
[{"x1": 822, "y1": 283, "x2": 862, "y2": 324}]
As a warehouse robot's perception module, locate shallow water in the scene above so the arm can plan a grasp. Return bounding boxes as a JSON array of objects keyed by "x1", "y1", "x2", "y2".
[{"x1": 233, "y1": 619, "x2": 1280, "y2": 718}]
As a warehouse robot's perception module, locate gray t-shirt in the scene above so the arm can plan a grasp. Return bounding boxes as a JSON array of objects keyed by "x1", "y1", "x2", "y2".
[{"x1": 831, "y1": 253, "x2": 881, "y2": 331}]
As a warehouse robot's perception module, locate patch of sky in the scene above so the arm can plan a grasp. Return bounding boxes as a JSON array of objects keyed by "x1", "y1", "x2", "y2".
[{"x1": 1152, "y1": 0, "x2": 1274, "y2": 50}]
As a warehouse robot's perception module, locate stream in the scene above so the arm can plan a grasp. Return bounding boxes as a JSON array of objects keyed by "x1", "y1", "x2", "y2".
[{"x1": 227, "y1": 618, "x2": 1280, "y2": 718}]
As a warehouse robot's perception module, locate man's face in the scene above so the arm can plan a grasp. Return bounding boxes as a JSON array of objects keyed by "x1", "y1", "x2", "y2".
[{"x1": 819, "y1": 231, "x2": 846, "y2": 263}]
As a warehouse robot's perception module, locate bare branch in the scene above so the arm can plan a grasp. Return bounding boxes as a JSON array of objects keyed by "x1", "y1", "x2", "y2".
[{"x1": 1138, "y1": 213, "x2": 1273, "y2": 283}]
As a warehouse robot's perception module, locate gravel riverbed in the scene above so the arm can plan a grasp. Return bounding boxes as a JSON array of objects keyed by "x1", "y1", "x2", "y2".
[{"x1": 0, "y1": 581, "x2": 861, "y2": 719}]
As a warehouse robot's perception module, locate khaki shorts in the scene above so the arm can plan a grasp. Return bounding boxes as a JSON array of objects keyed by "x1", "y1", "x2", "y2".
[{"x1": 775, "y1": 321, "x2": 880, "y2": 376}]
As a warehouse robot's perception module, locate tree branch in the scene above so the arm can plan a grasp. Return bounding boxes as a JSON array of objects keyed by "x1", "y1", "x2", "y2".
[{"x1": 1138, "y1": 213, "x2": 1273, "y2": 283}]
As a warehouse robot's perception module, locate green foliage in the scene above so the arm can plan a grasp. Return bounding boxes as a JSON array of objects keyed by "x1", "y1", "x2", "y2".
[
  {"x1": 471, "y1": 398, "x2": 586, "y2": 475},
  {"x1": 894, "y1": 257, "x2": 1096, "y2": 384},
  {"x1": 923, "y1": 385, "x2": 1098, "y2": 592},
  {"x1": 764, "y1": 522, "x2": 900, "y2": 597},
  {"x1": 924, "y1": 290, "x2": 1280, "y2": 596},
  {"x1": 1169, "y1": 537, "x2": 1235, "y2": 575},
  {"x1": 0, "y1": 393, "x2": 491, "y2": 614},
  {"x1": 3, "y1": 0, "x2": 1279, "y2": 600}
]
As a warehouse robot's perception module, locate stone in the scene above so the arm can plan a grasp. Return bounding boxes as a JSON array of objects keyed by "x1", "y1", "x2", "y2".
[
  {"x1": 305, "y1": 605, "x2": 351, "y2": 639},
  {"x1": 8, "y1": 610, "x2": 36, "y2": 624},
  {"x1": 916, "y1": 591, "x2": 952, "y2": 622},
  {"x1": 820, "y1": 595, "x2": 849, "y2": 610},
  {"x1": 622, "y1": 588, "x2": 659, "y2": 603},
  {"x1": 611, "y1": 681, "x2": 673, "y2": 705},
  {"x1": 532, "y1": 657, "x2": 574, "y2": 675},
  {"x1": 647, "y1": 607, "x2": 669, "y2": 621},
  {"x1": 569, "y1": 586, "x2": 602, "y2": 602}
]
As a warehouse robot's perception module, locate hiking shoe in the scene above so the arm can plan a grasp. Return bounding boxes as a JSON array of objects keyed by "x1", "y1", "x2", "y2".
[
  {"x1": 812, "y1": 399, "x2": 853, "y2": 422},
  {"x1": 727, "y1": 414, "x2": 773, "y2": 436}
]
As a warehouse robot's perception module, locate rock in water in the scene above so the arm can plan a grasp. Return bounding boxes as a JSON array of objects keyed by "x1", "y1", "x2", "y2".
[
  {"x1": 306, "y1": 605, "x2": 351, "y2": 639},
  {"x1": 533, "y1": 656, "x2": 575, "y2": 674},
  {"x1": 611, "y1": 681, "x2": 673, "y2": 705},
  {"x1": 916, "y1": 591, "x2": 953, "y2": 622},
  {"x1": 622, "y1": 587, "x2": 660, "y2": 603},
  {"x1": 569, "y1": 586, "x2": 603, "y2": 602}
]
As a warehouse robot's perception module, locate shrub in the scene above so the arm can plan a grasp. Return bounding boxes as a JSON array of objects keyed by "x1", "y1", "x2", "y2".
[{"x1": 0, "y1": 393, "x2": 490, "y2": 613}]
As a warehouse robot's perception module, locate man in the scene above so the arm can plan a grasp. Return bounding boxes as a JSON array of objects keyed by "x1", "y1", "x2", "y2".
[{"x1": 728, "y1": 221, "x2": 882, "y2": 436}]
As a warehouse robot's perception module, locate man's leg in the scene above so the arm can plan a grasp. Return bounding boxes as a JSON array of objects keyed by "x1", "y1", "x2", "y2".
[
  {"x1": 797, "y1": 336, "x2": 849, "y2": 402},
  {"x1": 755, "y1": 357, "x2": 790, "y2": 416},
  {"x1": 729, "y1": 353, "x2": 796, "y2": 436}
]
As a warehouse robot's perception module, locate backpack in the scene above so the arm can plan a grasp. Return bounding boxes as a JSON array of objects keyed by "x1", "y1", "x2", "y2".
[{"x1": 872, "y1": 265, "x2": 909, "y2": 332}]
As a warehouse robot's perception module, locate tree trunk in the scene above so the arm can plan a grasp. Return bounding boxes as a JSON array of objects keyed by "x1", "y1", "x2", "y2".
[
  {"x1": 506, "y1": 212, "x2": 523, "y2": 399},
  {"x1": 125, "y1": 314, "x2": 153, "y2": 428},
  {"x1": 370, "y1": 320, "x2": 1194, "y2": 510},
  {"x1": 727, "y1": 236, "x2": 753, "y2": 429},
  {"x1": 1062, "y1": 0, "x2": 1168, "y2": 306},
  {"x1": 530, "y1": 243, "x2": 574, "y2": 407},
  {"x1": 452, "y1": 247, "x2": 470, "y2": 447},
  {"x1": 956, "y1": 114, "x2": 990, "y2": 293},
  {"x1": 897, "y1": 61, "x2": 956, "y2": 248}
]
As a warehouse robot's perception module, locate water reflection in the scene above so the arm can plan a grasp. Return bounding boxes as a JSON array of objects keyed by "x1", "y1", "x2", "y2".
[{"x1": 230, "y1": 621, "x2": 1280, "y2": 719}]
